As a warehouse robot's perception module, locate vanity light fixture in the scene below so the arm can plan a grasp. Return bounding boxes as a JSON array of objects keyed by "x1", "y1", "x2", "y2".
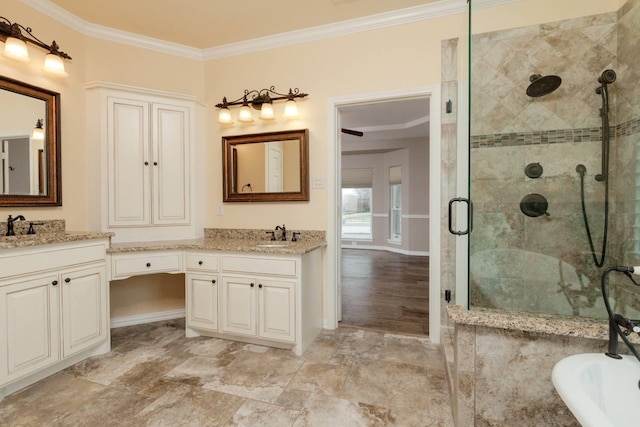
[
  {"x1": 32, "y1": 118, "x2": 44, "y2": 140},
  {"x1": 0, "y1": 16, "x2": 72, "y2": 76},
  {"x1": 216, "y1": 86, "x2": 308, "y2": 124}
]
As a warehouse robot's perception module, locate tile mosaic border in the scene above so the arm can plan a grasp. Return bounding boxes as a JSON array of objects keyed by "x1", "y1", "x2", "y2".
[{"x1": 471, "y1": 117, "x2": 640, "y2": 149}]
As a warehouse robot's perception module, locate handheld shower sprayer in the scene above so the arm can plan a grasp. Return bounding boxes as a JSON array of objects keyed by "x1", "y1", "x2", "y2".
[
  {"x1": 598, "y1": 69, "x2": 617, "y2": 85},
  {"x1": 577, "y1": 69, "x2": 616, "y2": 268}
]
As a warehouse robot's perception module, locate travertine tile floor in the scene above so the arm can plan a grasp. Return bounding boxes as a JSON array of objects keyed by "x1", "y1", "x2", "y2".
[{"x1": 0, "y1": 319, "x2": 454, "y2": 426}]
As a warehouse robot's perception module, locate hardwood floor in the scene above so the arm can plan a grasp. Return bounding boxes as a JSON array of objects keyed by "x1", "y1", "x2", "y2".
[{"x1": 340, "y1": 248, "x2": 429, "y2": 335}]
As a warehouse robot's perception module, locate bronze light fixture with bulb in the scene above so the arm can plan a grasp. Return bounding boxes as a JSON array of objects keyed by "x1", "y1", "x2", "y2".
[
  {"x1": 32, "y1": 118, "x2": 44, "y2": 140},
  {"x1": 216, "y1": 86, "x2": 308, "y2": 124},
  {"x1": 0, "y1": 16, "x2": 72, "y2": 76}
]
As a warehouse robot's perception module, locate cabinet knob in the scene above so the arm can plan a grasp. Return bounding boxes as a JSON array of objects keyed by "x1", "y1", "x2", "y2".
[
  {"x1": 211, "y1": 279, "x2": 216, "y2": 284},
  {"x1": 250, "y1": 283, "x2": 255, "y2": 288},
  {"x1": 258, "y1": 284, "x2": 263, "y2": 289},
  {"x1": 144, "y1": 161, "x2": 149, "y2": 166},
  {"x1": 146, "y1": 262, "x2": 151, "y2": 267},
  {"x1": 64, "y1": 278, "x2": 71, "y2": 283},
  {"x1": 51, "y1": 280, "x2": 58, "y2": 286},
  {"x1": 153, "y1": 162, "x2": 158, "y2": 166},
  {"x1": 198, "y1": 260, "x2": 203, "y2": 265}
]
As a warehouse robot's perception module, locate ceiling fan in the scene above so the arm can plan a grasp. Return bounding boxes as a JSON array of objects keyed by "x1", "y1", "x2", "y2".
[{"x1": 341, "y1": 128, "x2": 363, "y2": 137}]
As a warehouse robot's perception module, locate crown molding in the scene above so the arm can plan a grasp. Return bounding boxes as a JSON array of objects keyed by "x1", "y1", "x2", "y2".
[
  {"x1": 358, "y1": 115, "x2": 430, "y2": 134},
  {"x1": 471, "y1": 0, "x2": 522, "y2": 9},
  {"x1": 203, "y1": 0, "x2": 469, "y2": 59},
  {"x1": 19, "y1": 0, "x2": 204, "y2": 60},
  {"x1": 20, "y1": 0, "x2": 473, "y2": 60}
]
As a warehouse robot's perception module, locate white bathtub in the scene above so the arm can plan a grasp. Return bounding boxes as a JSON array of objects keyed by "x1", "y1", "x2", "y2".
[{"x1": 552, "y1": 353, "x2": 640, "y2": 427}]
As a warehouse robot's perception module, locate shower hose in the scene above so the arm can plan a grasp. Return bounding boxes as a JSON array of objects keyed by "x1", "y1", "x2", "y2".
[{"x1": 578, "y1": 168, "x2": 609, "y2": 268}]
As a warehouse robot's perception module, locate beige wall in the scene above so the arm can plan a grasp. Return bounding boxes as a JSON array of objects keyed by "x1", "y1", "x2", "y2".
[
  {"x1": 236, "y1": 143, "x2": 266, "y2": 192},
  {"x1": 282, "y1": 139, "x2": 300, "y2": 192},
  {"x1": 204, "y1": 17, "x2": 463, "y2": 231},
  {"x1": 472, "y1": 0, "x2": 619, "y2": 34},
  {"x1": 1, "y1": 0, "x2": 613, "y2": 321},
  {"x1": 0, "y1": 1, "x2": 463, "y2": 319}
]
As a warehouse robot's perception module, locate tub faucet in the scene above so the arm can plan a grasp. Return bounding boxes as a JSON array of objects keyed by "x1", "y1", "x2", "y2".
[
  {"x1": 607, "y1": 314, "x2": 640, "y2": 359},
  {"x1": 6, "y1": 214, "x2": 26, "y2": 236},
  {"x1": 602, "y1": 265, "x2": 640, "y2": 360},
  {"x1": 275, "y1": 224, "x2": 287, "y2": 241}
]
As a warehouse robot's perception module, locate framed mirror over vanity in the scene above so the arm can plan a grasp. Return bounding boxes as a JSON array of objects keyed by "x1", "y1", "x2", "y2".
[
  {"x1": 0, "y1": 76, "x2": 61, "y2": 206},
  {"x1": 222, "y1": 129, "x2": 309, "y2": 202}
]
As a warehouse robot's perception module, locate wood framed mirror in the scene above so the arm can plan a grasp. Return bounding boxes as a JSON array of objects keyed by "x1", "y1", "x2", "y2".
[
  {"x1": 223, "y1": 129, "x2": 309, "y2": 202},
  {"x1": 0, "y1": 76, "x2": 61, "y2": 206}
]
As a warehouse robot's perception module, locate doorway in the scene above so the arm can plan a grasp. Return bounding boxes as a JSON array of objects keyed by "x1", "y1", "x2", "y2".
[{"x1": 327, "y1": 86, "x2": 442, "y2": 340}]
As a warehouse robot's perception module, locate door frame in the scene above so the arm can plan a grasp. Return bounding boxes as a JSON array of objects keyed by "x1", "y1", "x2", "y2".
[{"x1": 327, "y1": 85, "x2": 442, "y2": 342}]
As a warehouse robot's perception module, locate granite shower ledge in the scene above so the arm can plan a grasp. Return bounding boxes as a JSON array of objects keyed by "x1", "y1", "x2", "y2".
[
  {"x1": 447, "y1": 304, "x2": 640, "y2": 344},
  {"x1": 0, "y1": 232, "x2": 114, "y2": 249},
  {"x1": 107, "y1": 238, "x2": 327, "y2": 256}
]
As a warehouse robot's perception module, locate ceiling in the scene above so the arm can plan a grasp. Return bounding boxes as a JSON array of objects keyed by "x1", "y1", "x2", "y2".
[
  {"x1": 340, "y1": 97, "x2": 430, "y2": 145},
  {"x1": 45, "y1": 0, "x2": 434, "y2": 145},
  {"x1": 47, "y1": 0, "x2": 442, "y2": 49}
]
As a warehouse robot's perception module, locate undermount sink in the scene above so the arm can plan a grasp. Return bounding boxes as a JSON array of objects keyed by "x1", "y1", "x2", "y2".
[
  {"x1": 552, "y1": 353, "x2": 640, "y2": 427},
  {"x1": 255, "y1": 242, "x2": 289, "y2": 248}
]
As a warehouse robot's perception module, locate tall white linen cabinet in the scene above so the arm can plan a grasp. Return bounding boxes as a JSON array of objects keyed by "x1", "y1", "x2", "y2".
[{"x1": 85, "y1": 82, "x2": 202, "y2": 242}]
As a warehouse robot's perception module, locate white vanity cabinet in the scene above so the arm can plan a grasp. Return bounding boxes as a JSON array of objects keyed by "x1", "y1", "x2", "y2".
[
  {"x1": 186, "y1": 273, "x2": 219, "y2": 332},
  {"x1": 0, "y1": 273, "x2": 60, "y2": 384},
  {"x1": 213, "y1": 250, "x2": 322, "y2": 355},
  {"x1": 185, "y1": 250, "x2": 220, "y2": 332},
  {"x1": 110, "y1": 251, "x2": 183, "y2": 280},
  {"x1": 221, "y1": 276, "x2": 296, "y2": 343},
  {"x1": 0, "y1": 239, "x2": 110, "y2": 396}
]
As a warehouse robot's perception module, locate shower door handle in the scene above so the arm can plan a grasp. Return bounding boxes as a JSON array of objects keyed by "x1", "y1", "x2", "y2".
[{"x1": 448, "y1": 197, "x2": 472, "y2": 235}]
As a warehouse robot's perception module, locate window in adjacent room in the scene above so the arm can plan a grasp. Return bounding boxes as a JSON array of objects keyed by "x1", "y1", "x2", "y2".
[
  {"x1": 341, "y1": 168, "x2": 373, "y2": 240},
  {"x1": 389, "y1": 165, "x2": 402, "y2": 242}
]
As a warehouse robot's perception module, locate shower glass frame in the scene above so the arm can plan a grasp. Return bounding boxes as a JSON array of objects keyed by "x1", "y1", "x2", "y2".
[{"x1": 467, "y1": 0, "x2": 640, "y2": 322}]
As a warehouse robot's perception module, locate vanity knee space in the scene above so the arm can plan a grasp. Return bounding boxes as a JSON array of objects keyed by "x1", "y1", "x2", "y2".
[{"x1": 109, "y1": 247, "x2": 323, "y2": 356}]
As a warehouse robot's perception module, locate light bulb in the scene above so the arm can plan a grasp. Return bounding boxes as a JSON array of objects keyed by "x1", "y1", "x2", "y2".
[
  {"x1": 3, "y1": 36, "x2": 30, "y2": 62},
  {"x1": 260, "y1": 102, "x2": 274, "y2": 120},
  {"x1": 218, "y1": 108, "x2": 232, "y2": 124},
  {"x1": 284, "y1": 99, "x2": 298, "y2": 118},
  {"x1": 238, "y1": 105, "x2": 254, "y2": 122},
  {"x1": 43, "y1": 53, "x2": 67, "y2": 76},
  {"x1": 32, "y1": 119, "x2": 44, "y2": 140}
]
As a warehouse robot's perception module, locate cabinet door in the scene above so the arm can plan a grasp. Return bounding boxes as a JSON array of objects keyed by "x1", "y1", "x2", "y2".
[
  {"x1": 0, "y1": 274, "x2": 60, "y2": 384},
  {"x1": 186, "y1": 273, "x2": 219, "y2": 331},
  {"x1": 221, "y1": 276, "x2": 256, "y2": 337},
  {"x1": 152, "y1": 103, "x2": 190, "y2": 225},
  {"x1": 60, "y1": 266, "x2": 108, "y2": 358},
  {"x1": 258, "y1": 280, "x2": 296, "y2": 343},
  {"x1": 107, "y1": 97, "x2": 151, "y2": 227}
]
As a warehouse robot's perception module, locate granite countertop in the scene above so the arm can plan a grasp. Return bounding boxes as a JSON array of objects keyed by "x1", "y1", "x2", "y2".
[
  {"x1": 108, "y1": 237, "x2": 326, "y2": 256},
  {"x1": 0, "y1": 232, "x2": 114, "y2": 250},
  {"x1": 447, "y1": 304, "x2": 640, "y2": 344}
]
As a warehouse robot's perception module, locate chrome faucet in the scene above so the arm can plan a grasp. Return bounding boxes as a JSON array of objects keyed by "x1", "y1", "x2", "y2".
[
  {"x1": 6, "y1": 214, "x2": 26, "y2": 236},
  {"x1": 275, "y1": 224, "x2": 287, "y2": 241}
]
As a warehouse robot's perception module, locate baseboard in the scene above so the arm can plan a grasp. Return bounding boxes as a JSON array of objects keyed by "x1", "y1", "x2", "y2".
[
  {"x1": 110, "y1": 309, "x2": 186, "y2": 329},
  {"x1": 340, "y1": 244, "x2": 429, "y2": 256}
]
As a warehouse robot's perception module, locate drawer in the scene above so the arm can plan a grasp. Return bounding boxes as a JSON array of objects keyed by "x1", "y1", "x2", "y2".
[
  {"x1": 0, "y1": 240, "x2": 108, "y2": 280},
  {"x1": 222, "y1": 255, "x2": 297, "y2": 277},
  {"x1": 185, "y1": 252, "x2": 219, "y2": 272},
  {"x1": 111, "y1": 251, "x2": 183, "y2": 280}
]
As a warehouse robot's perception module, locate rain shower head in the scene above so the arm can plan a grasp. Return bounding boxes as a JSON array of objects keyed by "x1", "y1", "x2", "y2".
[{"x1": 526, "y1": 74, "x2": 562, "y2": 97}]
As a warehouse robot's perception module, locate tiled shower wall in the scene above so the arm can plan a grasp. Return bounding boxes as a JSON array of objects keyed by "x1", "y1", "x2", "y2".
[{"x1": 469, "y1": 2, "x2": 640, "y2": 318}]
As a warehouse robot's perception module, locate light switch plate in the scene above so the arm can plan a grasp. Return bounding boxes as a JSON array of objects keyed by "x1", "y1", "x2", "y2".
[{"x1": 312, "y1": 175, "x2": 325, "y2": 189}]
